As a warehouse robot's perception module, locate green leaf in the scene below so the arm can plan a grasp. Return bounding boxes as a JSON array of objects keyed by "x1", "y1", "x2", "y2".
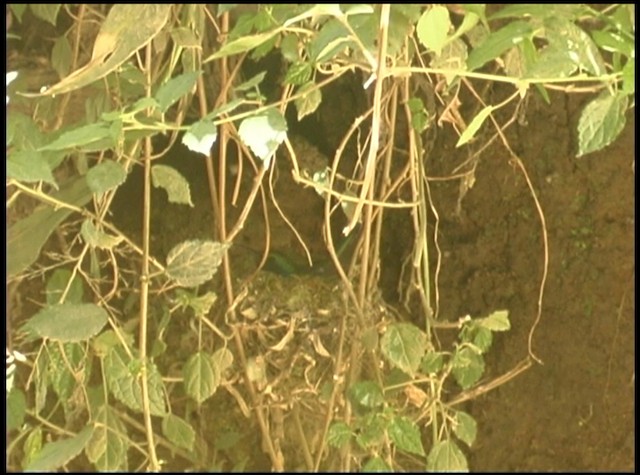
[
  {"x1": 155, "y1": 71, "x2": 201, "y2": 113},
  {"x1": 284, "y1": 62, "x2": 312, "y2": 86},
  {"x1": 237, "y1": 108, "x2": 287, "y2": 166},
  {"x1": 29, "y1": 4, "x2": 61, "y2": 25},
  {"x1": 426, "y1": 440, "x2": 469, "y2": 472},
  {"x1": 22, "y1": 427, "x2": 43, "y2": 470},
  {"x1": 477, "y1": 309, "x2": 511, "y2": 331},
  {"x1": 234, "y1": 71, "x2": 267, "y2": 92},
  {"x1": 349, "y1": 380, "x2": 384, "y2": 408},
  {"x1": 466, "y1": 21, "x2": 533, "y2": 71},
  {"x1": 362, "y1": 456, "x2": 392, "y2": 472},
  {"x1": 380, "y1": 323, "x2": 427, "y2": 376},
  {"x1": 525, "y1": 45, "x2": 578, "y2": 79},
  {"x1": 26, "y1": 303, "x2": 108, "y2": 342},
  {"x1": 34, "y1": 5, "x2": 172, "y2": 97},
  {"x1": 151, "y1": 164, "x2": 194, "y2": 206},
  {"x1": 472, "y1": 326, "x2": 493, "y2": 353},
  {"x1": 51, "y1": 36, "x2": 72, "y2": 78},
  {"x1": 577, "y1": 91, "x2": 628, "y2": 157},
  {"x1": 355, "y1": 413, "x2": 387, "y2": 449},
  {"x1": 104, "y1": 350, "x2": 167, "y2": 416},
  {"x1": 39, "y1": 123, "x2": 114, "y2": 151},
  {"x1": 327, "y1": 421, "x2": 352, "y2": 448},
  {"x1": 86, "y1": 161, "x2": 127, "y2": 194},
  {"x1": 85, "y1": 405, "x2": 129, "y2": 471},
  {"x1": 453, "y1": 410, "x2": 477, "y2": 447},
  {"x1": 182, "y1": 120, "x2": 218, "y2": 156},
  {"x1": 80, "y1": 219, "x2": 124, "y2": 250},
  {"x1": 7, "y1": 150, "x2": 57, "y2": 187},
  {"x1": 206, "y1": 30, "x2": 281, "y2": 61},
  {"x1": 187, "y1": 291, "x2": 218, "y2": 318},
  {"x1": 26, "y1": 426, "x2": 94, "y2": 472},
  {"x1": 8, "y1": 176, "x2": 93, "y2": 278},
  {"x1": 166, "y1": 240, "x2": 229, "y2": 287},
  {"x1": 622, "y1": 59, "x2": 634, "y2": 95},
  {"x1": 544, "y1": 17, "x2": 606, "y2": 77},
  {"x1": 591, "y1": 30, "x2": 634, "y2": 57},
  {"x1": 7, "y1": 388, "x2": 26, "y2": 431},
  {"x1": 456, "y1": 105, "x2": 494, "y2": 147},
  {"x1": 183, "y1": 352, "x2": 220, "y2": 404},
  {"x1": 295, "y1": 82, "x2": 322, "y2": 120},
  {"x1": 211, "y1": 347, "x2": 234, "y2": 376},
  {"x1": 416, "y1": 5, "x2": 451, "y2": 56},
  {"x1": 48, "y1": 342, "x2": 84, "y2": 401},
  {"x1": 420, "y1": 351, "x2": 444, "y2": 374},
  {"x1": 388, "y1": 416, "x2": 425, "y2": 456},
  {"x1": 162, "y1": 414, "x2": 196, "y2": 451},
  {"x1": 451, "y1": 347, "x2": 485, "y2": 389}
]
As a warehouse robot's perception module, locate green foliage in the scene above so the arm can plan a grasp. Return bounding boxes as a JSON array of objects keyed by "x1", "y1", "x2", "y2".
[{"x1": 6, "y1": 3, "x2": 633, "y2": 472}]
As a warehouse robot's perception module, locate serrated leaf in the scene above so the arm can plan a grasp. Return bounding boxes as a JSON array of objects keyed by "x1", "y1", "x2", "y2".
[
  {"x1": 472, "y1": 326, "x2": 493, "y2": 353},
  {"x1": 26, "y1": 426, "x2": 93, "y2": 472},
  {"x1": 182, "y1": 120, "x2": 218, "y2": 156},
  {"x1": 206, "y1": 30, "x2": 281, "y2": 61},
  {"x1": 237, "y1": 108, "x2": 287, "y2": 167},
  {"x1": 388, "y1": 416, "x2": 425, "y2": 456},
  {"x1": 427, "y1": 440, "x2": 469, "y2": 472},
  {"x1": 577, "y1": 91, "x2": 628, "y2": 157},
  {"x1": 295, "y1": 82, "x2": 322, "y2": 120},
  {"x1": 104, "y1": 350, "x2": 167, "y2": 416},
  {"x1": 477, "y1": 309, "x2": 511, "y2": 332},
  {"x1": 451, "y1": 347, "x2": 485, "y2": 389},
  {"x1": 211, "y1": 347, "x2": 234, "y2": 375},
  {"x1": 48, "y1": 342, "x2": 84, "y2": 401},
  {"x1": 380, "y1": 323, "x2": 427, "y2": 376},
  {"x1": 81, "y1": 220, "x2": 124, "y2": 250},
  {"x1": 162, "y1": 414, "x2": 196, "y2": 451},
  {"x1": 453, "y1": 411, "x2": 477, "y2": 447},
  {"x1": 467, "y1": 21, "x2": 532, "y2": 71},
  {"x1": 457, "y1": 105, "x2": 494, "y2": 147},
  {"x1": 420, "y1": 351, "x2": 444, "y2": 374},
  {"x1": 151, "y1": 164, "x2": 194, "y2": 206},
  {"x1": 85, "y1": 405, "x2": 129, "y2": 471},
  {"x1": 416, "y1": 5, "x2": 451, "y2": 56},
  {"x1": 7, "y1": 388, "x2": 26, "y2": 431},
  {"x1": 355, "y1": 413, "x2": 387, "y2": 449},
  {"x1": 327, "y1": 421, "x2": 352, "y2": 448},
  {"x1": 154, "y1": 71, "x2": 201, "y2": 113},
  {"x1": 362, "y1": 456, "x2": 392, "y2": 472},
  {"x1": 349, "y1": 380, "x2": 384, "y2": 408},
  {"x1": 183, "y1": 352, "x2": 220, "y2": 404},
  {"x1": 284, "y1": 62, "x2": 312, "y2": 86},
  {"x1": 86, "y1": 160, "x2": 127, "y2": 194},
  {"x1": 189, "y1": 291, "x2": 218, "y2": 317},
  {"x1": 7, "y1": 150, "x2": 57, "y2": 187},
  {"x1": 26, "y1": 303, "x2": 108, "y2": 342},
  {"x1": 166, "y1": 240, "x2": 229, "y2": 287}
]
